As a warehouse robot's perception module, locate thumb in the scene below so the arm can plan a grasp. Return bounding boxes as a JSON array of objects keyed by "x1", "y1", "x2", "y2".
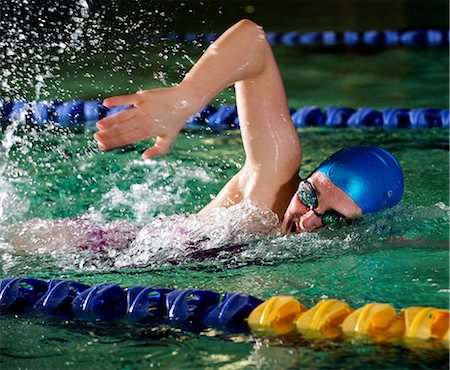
[{"x1": 142, "y1": 136, "x2": 174, "y2": 160}]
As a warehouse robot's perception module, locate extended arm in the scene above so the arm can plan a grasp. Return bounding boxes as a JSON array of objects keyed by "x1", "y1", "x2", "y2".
[{"x1": 95, "y1": 19, "x2": 301, "y2": 217}]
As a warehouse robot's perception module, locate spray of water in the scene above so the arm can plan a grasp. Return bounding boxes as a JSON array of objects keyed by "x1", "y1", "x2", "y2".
[
  {"x1": 0, "y1": 0, "x2": 193, "y2": 223},
  {"x1": 0, "y1": 2, "x2": 448, "y2": 276},
  {"x1": 1, "y1": 197, "x2": 447, "y2": 274}
]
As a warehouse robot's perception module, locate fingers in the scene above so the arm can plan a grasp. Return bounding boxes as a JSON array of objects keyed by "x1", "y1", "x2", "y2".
[
  {"x1": 96, "y1": 108, "x2": 138, "y2": 130},
  {"x1": 281, "y1": 210, "x2": 296, "y2": 234},
  {"x1": 142, "y1": 136, "x2": 174, "y2": 160},
  {"x1": 94, "y1": 107, "x2": 154, "y2": 150},
  {"x1": 281, "y1": 217, "x2": 292, "y2": 234},
  {"x1": 95, "y1": 88, "x2": 181, "y2": 156},
  {"x1": 103, "y1": 94, "x2": 140, "y2": 107},
  {"x1": 95, "y1": 128, "x2": 152, "y2": 150}
]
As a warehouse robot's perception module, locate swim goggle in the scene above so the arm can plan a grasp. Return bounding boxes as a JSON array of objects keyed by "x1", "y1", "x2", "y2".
[{"x1": 297, "y1": 179, "x2": 354, "y2": 227}]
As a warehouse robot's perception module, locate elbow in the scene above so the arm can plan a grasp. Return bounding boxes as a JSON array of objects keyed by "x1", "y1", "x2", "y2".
[
  {"x1": 237, "y1": 18, "x2": 264, "y2": 32},
  {"x1": 234, "y1": 19, "x2": 266, "y2": 40},
  {"x1": 236, "y1": 19, "x2": 261, "y2": 29}
]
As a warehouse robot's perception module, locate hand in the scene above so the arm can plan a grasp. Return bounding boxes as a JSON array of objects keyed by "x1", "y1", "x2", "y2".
[{"x1": 94, "y1": 86, "x2": 194, "y2": 159}]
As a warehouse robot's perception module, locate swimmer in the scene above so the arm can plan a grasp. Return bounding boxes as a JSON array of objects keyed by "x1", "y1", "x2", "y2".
[{"x1": 94, "y1": 19, "x2": 404, "y2": 234}]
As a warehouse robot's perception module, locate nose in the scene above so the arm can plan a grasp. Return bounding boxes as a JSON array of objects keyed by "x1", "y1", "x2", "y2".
[
  {"x1": 299, "y1": 210, "x2": 323, "y2": 232},
  {"x1": 281, "y1": 193, "x2": 310, "y2": 233}
]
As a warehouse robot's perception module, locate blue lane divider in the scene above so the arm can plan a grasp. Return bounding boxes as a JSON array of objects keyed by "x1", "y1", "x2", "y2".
[
  {"x1": 0, "y1": 277, "x2": 262, "y2": 333},
  {"x1": 127, "y1": 286, "x2": 171, "y2": 324},
  {"x1": 1, "y1": 100, "x2": 448, "y2": 130},
  {"x1": 166, "y1": 289, "x2": 221, "y2": 329},
  {"x1": 204, "y1": 292, "x2": 263, "y2": 332},
  {"x1": 0, "y1": 277, "x2": 49, "y2": 312},
  {"x1": 151, "y1": 29, "x2": 449, "y2": 47},
  {"x1": 34, "y1": 280, "x2": 90, "y2": 318},
  {"x1": 1, "y1": 277, "x2": 449, "y2": 344},
  {"x1": 72, "y1": 283, "x2": 128, "y2": 321}
]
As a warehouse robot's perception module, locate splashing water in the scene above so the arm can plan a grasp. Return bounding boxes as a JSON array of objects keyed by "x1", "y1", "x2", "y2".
[
  {"x1": 1, "y1": 0, "x2": 201, "y2": 101},
  {"x1": 0, "y1": 1, "x2": 447, "y2": 280},
  {"x1": 0, "y1": 0, "x2": 207, "y2": 229},
  {"x1": 0, "y1": 176, "x2": 29, "y2": 226},
  {"x1": 1, "y1": 1, "x2": 91, "y2": 100},
  {"x1": 114, "y1": 199, "x2": 280, "y2": 268},
  {"x1": 0, "y1": 122, "x2": 30, "y2": 226},
  {"x1": 1, "y1": 195, "x2": 447, "y2": 275},
  {"x1": 0, "y1": 2, "x2": 448, "y2": 369},
  {"x1": 97, "y1": 158, "x2": 218, "y2": 225}
]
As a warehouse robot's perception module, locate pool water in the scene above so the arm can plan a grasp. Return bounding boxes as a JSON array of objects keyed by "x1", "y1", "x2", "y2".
[
  {"x1": 1, "y1": 0, "x2": 449, "y2": 369},
  {"x1": 1, "y1": 128, "x2": 448, "y2": 368}
]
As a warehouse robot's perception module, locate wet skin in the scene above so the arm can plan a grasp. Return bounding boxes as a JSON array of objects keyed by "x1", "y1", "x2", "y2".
[
  {"x1": 94, "y1": 19, "x2": 362, "y2": 235},
  {"x1": 281, "y1": 172, "x2": 363, "y2": 233}
]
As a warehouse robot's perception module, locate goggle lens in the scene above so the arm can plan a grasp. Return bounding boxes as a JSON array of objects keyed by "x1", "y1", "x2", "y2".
[
  {"x1": 297, "y1": 180, "x2": 354, "y2": 228},
  {"x1": 298, "y1": 181, "x2": 318, "y2": 209},
  {"x1": 322, "y1": 211, "x2": 347, "y2": 227}
]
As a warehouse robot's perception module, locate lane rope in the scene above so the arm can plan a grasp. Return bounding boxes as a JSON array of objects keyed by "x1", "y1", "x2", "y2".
[
  {"x1": 1, "y1": 277, "x2": 448, "y2": 344},
  {"x1": 1, "y1": 100, "x2": 448, "y2": 130},
  {"x1": 151, "y1": 29, "x2": 450, "y2": 47}
]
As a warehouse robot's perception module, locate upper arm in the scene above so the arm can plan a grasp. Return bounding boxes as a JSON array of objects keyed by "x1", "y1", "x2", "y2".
[
  {"x1": 198, "y1": 20, "x2": 303, "y2": 215},
  {"x1": 235, "y1": 25, "x2": 301, "y2": 183},
  {"x1": 185, "y1": 18, "x2": 301, "y2": 183},
  {"x1": 198, "y1": 171, "x2": 243, "y2": 216}
]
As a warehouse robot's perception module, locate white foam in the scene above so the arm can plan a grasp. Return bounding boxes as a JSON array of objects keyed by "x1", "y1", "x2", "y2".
[
  {"x1": 114, "y1": 199, "x2": 280, "y2": 268},
  {"x1": 98, "y1": 159, "x2": 217, "y2": 225},
  {"x1": 0, "y1": 176, "x2": 29, "y2": 225},
  {"x1": 435, "y1": 202, "x2": 450, "y2": 212}
]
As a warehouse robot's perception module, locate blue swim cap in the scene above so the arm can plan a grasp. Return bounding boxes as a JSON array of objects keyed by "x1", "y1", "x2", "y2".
[{"x1": 314, "y1": 146, "x2": 404, "y2": 214}]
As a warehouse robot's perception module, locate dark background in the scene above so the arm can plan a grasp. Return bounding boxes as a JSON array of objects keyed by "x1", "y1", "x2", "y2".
[
  {"x1": 1, "y1": 0, "x2": 448, "y2": 101},
  {"x1": 1, "y1": 0, "x2": 449, "y2": 39}
]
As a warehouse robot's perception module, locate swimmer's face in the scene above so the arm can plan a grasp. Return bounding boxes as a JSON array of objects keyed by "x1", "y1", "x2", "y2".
[{"x1": 281, "y1": 172, "x2": 363, "y2": 233}]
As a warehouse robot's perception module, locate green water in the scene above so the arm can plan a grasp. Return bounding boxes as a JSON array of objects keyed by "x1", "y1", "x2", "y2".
[
  {"x1": 1, "y1": 128, "x2": 448, "y2": 369},
  {"x1": 1, "y1": 0, "x2": 450, "y2": 369}
]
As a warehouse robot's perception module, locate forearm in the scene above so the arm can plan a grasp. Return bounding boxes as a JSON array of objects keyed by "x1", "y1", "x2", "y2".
[
  {"x1": 179, "y1": 19, "x2": 270, "y2": 111},
  {"x1": 95, "y1": 18, "x2": 300, "y2": 170},
  {"x1": 181, "y1": 19, "x2": 300, "y2": 179}
]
